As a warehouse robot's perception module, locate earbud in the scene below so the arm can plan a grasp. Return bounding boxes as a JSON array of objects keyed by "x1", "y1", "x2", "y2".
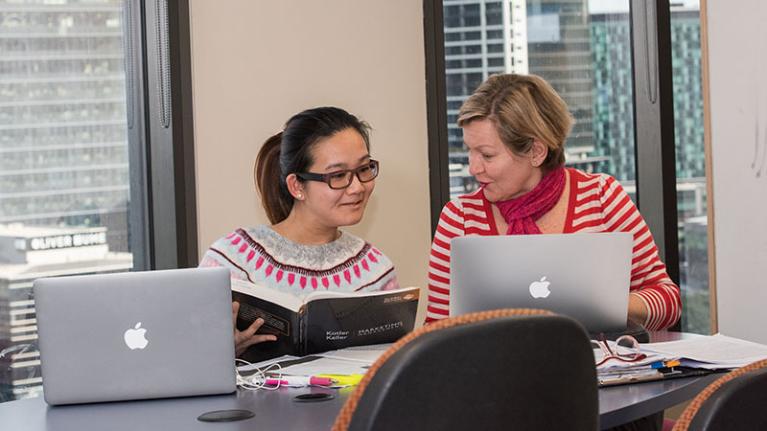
[{"x1": 234, "y1": 358, "x2": 283, "y2": 391}]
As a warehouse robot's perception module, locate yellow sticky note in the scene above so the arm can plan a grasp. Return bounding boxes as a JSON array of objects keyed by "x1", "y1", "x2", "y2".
[{"x1": 316, "y1": 374, "x2": 364, "y2": 386}]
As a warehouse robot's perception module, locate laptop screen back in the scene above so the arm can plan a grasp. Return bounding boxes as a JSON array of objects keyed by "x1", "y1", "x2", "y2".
[
  {"x1": 450, "y1": 232, "x2": 632, "y2": 332},
  {"x1": 34, "y1": 267, "x2": 236, "y2": 405}
]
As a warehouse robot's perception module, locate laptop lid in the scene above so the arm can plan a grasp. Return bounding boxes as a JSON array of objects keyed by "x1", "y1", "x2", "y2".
[
  {"x1": 450, "y1": 232, "x2": 632, "y2": 333},
  {"x1": 34, "y1": 267, "x2": 236, "y2": 405}
]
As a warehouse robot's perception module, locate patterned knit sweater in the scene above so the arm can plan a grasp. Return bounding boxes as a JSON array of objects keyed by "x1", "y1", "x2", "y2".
[
  {"x1": 200, "y1": 225, "x2": 399, "y2": 297},
  {"x1": 427, "y1": 168, "x2": 682, "y2": 331}
]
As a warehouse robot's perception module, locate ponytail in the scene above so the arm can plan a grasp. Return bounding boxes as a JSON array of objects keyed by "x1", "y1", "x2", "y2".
[{"x1": 255, "y1": 132, "x2": 292, "y2": 224}]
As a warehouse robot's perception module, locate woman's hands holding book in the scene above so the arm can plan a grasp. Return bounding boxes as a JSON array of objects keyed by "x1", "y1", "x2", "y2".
[{"x1": 232, "y1": 301, "x2": 277, "y2": 357}]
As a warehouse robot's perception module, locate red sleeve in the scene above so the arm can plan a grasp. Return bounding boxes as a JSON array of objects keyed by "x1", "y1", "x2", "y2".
[
  {"x1": 599, "y1": 175, "x2": 682, "y2": 330},
  {"x1": 426, "y1": 200, "x2": 465, "y2": 323}
]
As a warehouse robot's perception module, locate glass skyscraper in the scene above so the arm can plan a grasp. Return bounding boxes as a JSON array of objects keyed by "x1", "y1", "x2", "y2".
[
  {"x1": 0, "y1": 0, "x2": 134, "y2": 402},
  {"x1": 443, "y1": 0, "x2": 607, "y2": 198},
  {"x1": 590, "y1": 6, "x2": 704, "y2": 184},
  {"x1": 0, "y1": 0, "x2": 131, "y2": 250},
  {"x1": 442, "y1": 1, "x2": 708, "y2": 333}
]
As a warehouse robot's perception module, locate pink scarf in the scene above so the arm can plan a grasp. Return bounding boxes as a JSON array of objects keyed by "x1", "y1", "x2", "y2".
[{"x1": 494, "y1": 167, "x2": 565, "y2": 235}]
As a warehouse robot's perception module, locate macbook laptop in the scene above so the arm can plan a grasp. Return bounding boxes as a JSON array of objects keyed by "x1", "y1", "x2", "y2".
[
  {"x1": 34, "y1": 267, "x2": 236, "y2": 405},
  {"x1": 450, "y1": 232, "x2": 632, "y2": 333}
]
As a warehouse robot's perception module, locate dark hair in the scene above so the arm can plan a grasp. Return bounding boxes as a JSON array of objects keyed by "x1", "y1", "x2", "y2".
[{"x1": 254, "y1": 107, "x2": 371, "y2": 224}]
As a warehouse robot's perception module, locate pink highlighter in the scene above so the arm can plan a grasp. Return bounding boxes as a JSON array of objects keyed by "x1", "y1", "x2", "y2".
[{"x1": 264, "y1": 376, "x2": 334, "y2": 387}]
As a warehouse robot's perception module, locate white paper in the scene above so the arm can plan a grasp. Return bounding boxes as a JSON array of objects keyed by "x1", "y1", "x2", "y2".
[
  {"x1": 236, "y1": 354, "x2": 303, "y2": 372},
  {"x1": 315, "y1": 343, "x2": 391, "y2": 364},
  {"x1": 641, "y1": 334, "x2": 767, "y2": 367},
  {"x1": 279, "y1": 357, "x2": 370, "y2": 376},
  {"x1": 237, "y1": 355, "x2": 370, "y2": 378}
]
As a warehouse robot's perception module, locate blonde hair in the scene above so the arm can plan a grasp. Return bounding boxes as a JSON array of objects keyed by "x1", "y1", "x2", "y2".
[{"x1": 457, "y1": 74, "x2": 573, "y2": 172}]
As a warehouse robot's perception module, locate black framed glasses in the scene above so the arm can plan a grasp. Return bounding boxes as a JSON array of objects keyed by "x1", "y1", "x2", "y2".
[{"x1": 296, "y1": 159, "x2": 380, "y2": 190}]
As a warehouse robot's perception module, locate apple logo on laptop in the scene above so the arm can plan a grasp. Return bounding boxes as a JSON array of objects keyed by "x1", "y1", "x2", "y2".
[
  {"x1": 124, "y1": 322, "x2": 149, "y2": 350},
  {"x1": 528, "y1": 276, "x2": 551, "y2": 299}
]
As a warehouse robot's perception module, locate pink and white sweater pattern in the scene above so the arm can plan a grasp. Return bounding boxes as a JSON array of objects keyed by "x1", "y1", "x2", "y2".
[{"x1": 199, "y1": 225, "x2": 398, "y2": 297}]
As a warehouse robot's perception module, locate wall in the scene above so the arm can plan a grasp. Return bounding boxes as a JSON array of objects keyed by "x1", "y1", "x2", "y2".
[
  {"x1": 707, "y1": 0, "x2": 767, "y2": 343},
  {"x1": 188, "y1": 1, "x2": 432, "y2": 318}
]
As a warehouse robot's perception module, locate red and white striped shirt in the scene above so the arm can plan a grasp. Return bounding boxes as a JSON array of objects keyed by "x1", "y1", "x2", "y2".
[{"x1": 427, "y1": 168, "x2": 681, "y2": 331}]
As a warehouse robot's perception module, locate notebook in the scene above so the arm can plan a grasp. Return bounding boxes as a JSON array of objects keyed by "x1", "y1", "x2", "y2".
[
  {"x1": 449, "y1": 232, "x2": 632, "y2": 333},
  {"x1": 33, "y1": 267, "x2": 236, "y2": 405}
]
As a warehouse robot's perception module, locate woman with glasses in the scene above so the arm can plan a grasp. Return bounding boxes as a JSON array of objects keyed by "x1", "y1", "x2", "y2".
[
  {"x1": 200, "y1": 107, "x2": 398, "y2": 356},
  {"x1": 427, "y1": 74, "x2": 681, "y2": 332}
]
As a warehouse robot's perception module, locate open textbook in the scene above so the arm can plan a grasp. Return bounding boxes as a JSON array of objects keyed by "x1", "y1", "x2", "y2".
[{"x1": 231, "y1": 279, "x2": 419, "y2": 362}]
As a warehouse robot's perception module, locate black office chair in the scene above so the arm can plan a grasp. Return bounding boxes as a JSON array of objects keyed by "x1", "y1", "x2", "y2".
[
  {"x1": 332, "y1": 309, "x2": 598, "y2": 431},
  {"x1": 672, "y1": 358, "x2": 767, "y2": 431}
]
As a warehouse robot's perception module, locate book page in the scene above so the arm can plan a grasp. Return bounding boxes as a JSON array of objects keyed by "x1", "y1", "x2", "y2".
[
  {"x1": 316, "y1": 343, "x2": 391, "y2": 363},
  {"x1": 231, "y1": 279, "x2": 303, "y2": 312},
  {"x1": 642, "y1": 334, "x2": 767, "y2": 366},
  {"x1": 303, "y1": 286, "x2": 420, "y2": 303},
  {"x1": 279, "y1": 357, "x2": 371, "y2": 376}
]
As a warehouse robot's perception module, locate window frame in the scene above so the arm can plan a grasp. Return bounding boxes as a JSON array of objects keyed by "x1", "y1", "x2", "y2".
[
  {"x1": 629, "y1": 0, "x2": 680, "y2": 284},
  {"x1": 424, "y1": 0, "x2": 681, "y2": 282},
  {"x1": 139, "y1": 0, "x2": 199, "y2": 269},
  {"x1": 424, "y1": 0, "x2": 688, "y2": 335},
  {"x1": 424, "y1": 0, "x2": 452, "y2": 236}
]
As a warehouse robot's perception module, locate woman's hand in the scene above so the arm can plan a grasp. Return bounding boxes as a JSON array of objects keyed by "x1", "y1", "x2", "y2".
[
  {"x1": 628, "y1": 293, "x2": 649, "y2": 327},
  {"x1": 232, "y1": 301, "x2": 277, "y2": 357}
]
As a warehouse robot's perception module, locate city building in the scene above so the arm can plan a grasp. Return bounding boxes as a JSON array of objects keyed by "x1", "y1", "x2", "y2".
[
  {"x1": 0, "y1": 1, "x2": 132, "y2": 252},
  {"x1": 443, "y1": 0, "x2": 604, "y2": 198},
  {"x1": 0, "y1": 1, "x2": 135, "y2": 402},
  {"x1": 590, "y1": 5, "x2": 704, "y2": 182},
  {"x1": 0, "y1": 225, "x2": 132, "y2": 401}
]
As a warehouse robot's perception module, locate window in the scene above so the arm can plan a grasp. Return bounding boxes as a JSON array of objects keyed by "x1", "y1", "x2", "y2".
[
  {"x1": 0, "y1": 0, "x2": 197, "y2": 403},
  {"x1": 670, "y1": 4, "x2": 709, "y2": 334},
  {"x1": 428, "y1": 0, "x2": 709, "y2": 333},
  {"x1": 442, "y1": 0, "x2": 635, "y2": 200},
  {"x1": 0, "y1": 0, "x2": 138, "y2": 402}
]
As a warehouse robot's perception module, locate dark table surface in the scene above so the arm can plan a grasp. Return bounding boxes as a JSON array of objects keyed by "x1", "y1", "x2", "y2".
[{"x1": 0, "y1": 332, "x2": 721, "y2": 431}]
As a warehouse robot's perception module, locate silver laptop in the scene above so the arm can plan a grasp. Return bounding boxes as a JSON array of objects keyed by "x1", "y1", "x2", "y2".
[
  {"x1": 450, "y1": 232, "x2": 632, "y2": 332},
  {"x1": 34, "y1": 267, "x2": 236, "y2": 405}
]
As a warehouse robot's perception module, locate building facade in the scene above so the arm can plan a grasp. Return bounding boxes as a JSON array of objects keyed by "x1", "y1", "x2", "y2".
[
  {"x1": 0, "y1": 1, "x2": 132, "y2": 252},
  {"x1": 0, "y1": 225, "x2": 131, "y2": 401},
  {"x1": 0, "y1": 1, "x2": 135, "y2": 402}
]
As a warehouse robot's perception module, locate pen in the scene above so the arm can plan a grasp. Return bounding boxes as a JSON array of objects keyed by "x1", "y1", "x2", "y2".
[
  {"x1": 264, "y1": 376, "x2": 334, "y2": 387},
  {"x1": 650, "y1": 360, "x2": 681, "y2": 369}
]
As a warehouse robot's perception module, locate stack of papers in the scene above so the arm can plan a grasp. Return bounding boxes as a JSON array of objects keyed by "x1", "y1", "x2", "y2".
[
  {"x1": 641, "y1": 334, "x2": 767, "y2": 370},
  {"x1": 594, "y1": 340, "x2": 676, "y2": 386},
  {"x1": 594, "y1": 333, "x2": 767, "y2": 386}
]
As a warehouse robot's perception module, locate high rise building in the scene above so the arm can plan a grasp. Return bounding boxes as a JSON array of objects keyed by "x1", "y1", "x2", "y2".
[
  {"x1": 669, "y1": 8, "x2": 704, "y2": 181},
  {"x1": 443, "y1": 0, "x2": 529, "y2": 197},
  {"x1": 589, "y1": 6, "x2": 704, "y2": 185},
  {"x1": 0, "y1": 225, "x2": 132, "y2": 401},
  {"x1": 0, "y1": 1, "x2": 132, "y2": 252},
  {"x1": 0, "y1": 0, "x2": 134, "y2": 402},
  {"x1": 589, "y1": 11, "x2": 635, "y2": 182},
  {"x1": 443, "y1": 0, "x2": 606, "y2": 198},
  {"x1": 526, "y1": 0, "x2": 595, "y2": 157}
]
